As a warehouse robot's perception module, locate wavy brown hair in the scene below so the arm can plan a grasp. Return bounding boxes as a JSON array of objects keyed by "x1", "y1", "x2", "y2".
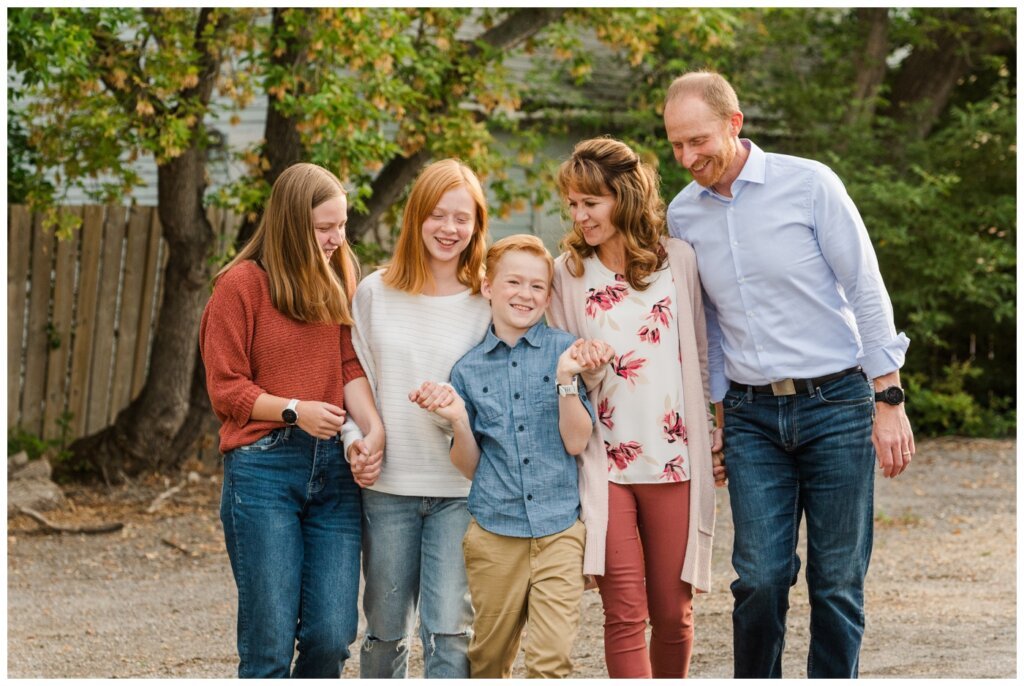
[
  {"x1": 556, "y1": 137, "x2": 666, "y2": 291},
  {"x1": 215, "y1": 163, "x2": 358, "y2": 325},
  {"x1": 382, "y1": 159, "x2": 488, "y2": 295}
]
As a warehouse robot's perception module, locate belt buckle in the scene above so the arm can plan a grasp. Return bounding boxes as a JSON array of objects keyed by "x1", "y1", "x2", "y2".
[{"x1": 771, "y1": 379, "x2": 796, "y2": 396}]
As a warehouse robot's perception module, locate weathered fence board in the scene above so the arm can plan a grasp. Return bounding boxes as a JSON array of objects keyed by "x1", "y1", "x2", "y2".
[
  {"x1": 22, "y1": 213, "x2": 55, "y2": 436},
  {"x1": 132, "y1": 212, "x2": 163, "y2": 398},
  {"x1": 42, "y1": 208, "x2": 81, "y2": 441},
  {"x1": 8, "y1": 206, "x2": 32, "y2": 425},
  {"x1": 108, "y1": 205, "x2": 152, "y2": 423},
  {"x1": 85, "y1": 206, "x2": 127, "y2": 434},
  {"x1": 67, "y1": 206, "x2": 105, "y2": 437}
]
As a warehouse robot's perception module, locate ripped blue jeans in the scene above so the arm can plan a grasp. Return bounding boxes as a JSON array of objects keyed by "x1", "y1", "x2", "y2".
[{"x1": 359, "y1": 489, "x2": 473, "y2": 678}]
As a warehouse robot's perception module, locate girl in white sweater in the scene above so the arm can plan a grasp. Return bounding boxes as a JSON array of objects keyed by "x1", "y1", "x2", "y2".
[{"x1": 345, "y1": 159, "x2": 491, "y2": 678}]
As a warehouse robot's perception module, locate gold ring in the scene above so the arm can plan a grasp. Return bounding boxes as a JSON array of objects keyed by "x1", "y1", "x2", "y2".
[{"x1": 901, "y1": 451, "x2": 912, "y2": 455}]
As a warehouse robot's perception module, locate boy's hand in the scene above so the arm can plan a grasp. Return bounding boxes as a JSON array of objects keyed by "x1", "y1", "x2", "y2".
[
  {"x1": 409, "y1": 381, "x2": 468, "y2": 424},
  {"x1": 560, "y1": 339, "x2": 615, "y2": 377}
]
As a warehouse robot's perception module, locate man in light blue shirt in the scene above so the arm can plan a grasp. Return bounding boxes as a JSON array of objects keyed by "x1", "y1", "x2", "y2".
[{"x1": 663, "y1": 70, "x2": 916, "y2": 678}]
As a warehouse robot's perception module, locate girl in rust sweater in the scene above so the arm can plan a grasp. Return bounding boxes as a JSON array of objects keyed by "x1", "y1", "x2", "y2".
[{"x1": 200, "y1": 163, "x2": 383, "y2": 678}]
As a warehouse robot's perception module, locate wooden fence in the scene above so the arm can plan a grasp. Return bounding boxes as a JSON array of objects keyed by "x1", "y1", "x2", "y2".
[{"x1": 7, "y1": 204, "x2": 240, "y2": 444}]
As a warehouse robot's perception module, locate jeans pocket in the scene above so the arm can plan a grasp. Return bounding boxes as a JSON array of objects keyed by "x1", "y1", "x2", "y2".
[
  {"x1": 723, "y1": 389, "x2": 748, "y2": 413},
  {"x1": 815, "y1": 375, "x2": 873, "y2": 406},
  {"x1": 235, "y1": 428, "x2": 286, "y2": 453}
]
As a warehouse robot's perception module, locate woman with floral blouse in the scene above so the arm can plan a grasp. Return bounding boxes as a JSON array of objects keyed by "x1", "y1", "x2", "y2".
[{"x1": 547, "y1": 137, "x2": 723, "y2": 678}]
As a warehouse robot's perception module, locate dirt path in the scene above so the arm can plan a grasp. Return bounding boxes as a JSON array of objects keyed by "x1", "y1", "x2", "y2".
[{"x1": 6, "y1": 437, "x2": 1016, "y2": 678}]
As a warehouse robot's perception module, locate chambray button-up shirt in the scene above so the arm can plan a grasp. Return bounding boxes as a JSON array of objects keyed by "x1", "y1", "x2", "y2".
[
  {"x1": 667, "y1": 139, "x2": 909, "y2": 402},
  {"x1": 451, "y1": 321, "x2": 594, "y2": 539}
]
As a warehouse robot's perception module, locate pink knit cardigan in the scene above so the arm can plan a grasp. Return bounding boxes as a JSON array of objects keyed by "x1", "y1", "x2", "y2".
[{"x1": 548, "y1": 237, "x2": 716, "y2": 593}]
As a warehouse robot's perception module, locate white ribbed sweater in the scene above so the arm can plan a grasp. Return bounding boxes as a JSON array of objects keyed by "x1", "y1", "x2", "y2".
[{"x1": 347, "y1": 269, "x2": 491, "y2": 497}]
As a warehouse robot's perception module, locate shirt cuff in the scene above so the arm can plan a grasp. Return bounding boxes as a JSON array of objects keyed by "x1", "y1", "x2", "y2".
[
  {"x1": 709, "y1": 372, "x2": 730, "y2": 404},
  {"x1": 858, "y1": 332, "x2": 910, "y2": 380},
  {"x1": 339, "y1": 418, "x2": 364, "y2": 461}
]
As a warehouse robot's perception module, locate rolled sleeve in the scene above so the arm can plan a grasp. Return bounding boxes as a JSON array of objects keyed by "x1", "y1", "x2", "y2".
[{"x1": 859, "y1": 332, "x2": 910, "y2": 380}]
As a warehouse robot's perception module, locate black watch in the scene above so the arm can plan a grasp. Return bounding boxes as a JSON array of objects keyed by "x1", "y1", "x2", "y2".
[{"x1": 874, "y1": 386, "x2": 905, "y2": 405}]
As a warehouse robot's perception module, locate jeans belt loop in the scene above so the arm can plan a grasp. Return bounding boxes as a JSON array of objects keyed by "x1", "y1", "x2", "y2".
[{"x1": 804, "y1": 378, "x2": 816, "y2": 397}]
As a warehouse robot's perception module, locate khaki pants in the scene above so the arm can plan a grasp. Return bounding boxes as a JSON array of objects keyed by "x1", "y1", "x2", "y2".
[{"x1": 462, "y1": 518, "x2": 586, "y2": 678}]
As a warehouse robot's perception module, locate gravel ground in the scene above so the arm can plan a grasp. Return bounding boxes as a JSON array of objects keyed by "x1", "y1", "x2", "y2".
[{"x1": 6, "y1": 437, "x2": 1016, "y2": 678}]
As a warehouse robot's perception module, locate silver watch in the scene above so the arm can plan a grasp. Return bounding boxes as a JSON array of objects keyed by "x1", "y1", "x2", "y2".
[{"x1": 556, "y1": 376, "x2": 579, "y2": 397}]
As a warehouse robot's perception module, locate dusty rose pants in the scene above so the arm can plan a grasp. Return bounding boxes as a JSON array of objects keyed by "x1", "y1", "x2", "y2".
[{"x1": 596, "y1": 481, "x2": 694, "y2": 678}]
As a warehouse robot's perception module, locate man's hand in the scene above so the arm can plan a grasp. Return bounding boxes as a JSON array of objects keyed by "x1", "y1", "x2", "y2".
[
  {"x1": 409, "y1": 381, "x2": 468, "y2": 424},
  {"x1": 872, "y1": 403, "x2": 915, "y2": 478}
]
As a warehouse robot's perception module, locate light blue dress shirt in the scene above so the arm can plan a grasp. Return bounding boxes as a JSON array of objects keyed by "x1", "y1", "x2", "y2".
[
  {"x1": 667, "y1": 139, "x2": 909, "y2": 403},
  {"x1": 451, "y1": 321, "x2": 594, "y2": 539}
]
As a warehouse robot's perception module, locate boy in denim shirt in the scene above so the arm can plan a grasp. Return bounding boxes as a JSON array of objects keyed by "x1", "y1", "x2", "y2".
[{"x1": 410, "y1": 235, "x2": 612, "y2": 677}]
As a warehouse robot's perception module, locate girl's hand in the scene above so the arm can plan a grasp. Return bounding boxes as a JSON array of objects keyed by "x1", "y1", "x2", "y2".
[
  {"x1": 349, "y1": 441, "x2": 383, "y2": 487},
  {"x1": 409, "y1": 381, "x2": 467, "y2": 424},
  {"x1": 296, "y1": 401, "x2": 346, "y2": 439}
]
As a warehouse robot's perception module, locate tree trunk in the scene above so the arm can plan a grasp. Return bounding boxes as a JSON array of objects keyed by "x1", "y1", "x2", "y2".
[
  {"x1": 65, "y1": 149, "x2": 216, "y2": 482},
  {"x1": 234, "y1": 7, "x2": 310, "y2": 250},
  {"x1": 843, "y1": 8, "x2": 890, "y2": 127}
]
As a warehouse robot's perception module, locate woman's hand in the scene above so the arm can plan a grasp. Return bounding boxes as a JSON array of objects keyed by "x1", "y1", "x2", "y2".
[
  {"x1": 296, "y1": 401, "x2": 346, "y2": 439},
  {"x1": 562, "y1": 338, "x2": 615, "y2": 376},
  {"x1": 711, "y1": 426, "x2": 727, "y2": 487}
]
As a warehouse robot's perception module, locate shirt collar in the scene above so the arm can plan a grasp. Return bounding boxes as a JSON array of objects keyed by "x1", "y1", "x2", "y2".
[{"x1": 481, "y1": 320, "x2": 547, "y2": 353}]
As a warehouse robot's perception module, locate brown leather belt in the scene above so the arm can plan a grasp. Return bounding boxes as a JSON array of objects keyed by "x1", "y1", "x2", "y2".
[{"x1": 729, "y1": 366, "x2": 863, "y2": 397}]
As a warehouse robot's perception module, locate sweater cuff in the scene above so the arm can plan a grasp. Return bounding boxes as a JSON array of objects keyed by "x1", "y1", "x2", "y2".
[{"x1": 231, "y1": 383, "x2": 266, "y2": 426}]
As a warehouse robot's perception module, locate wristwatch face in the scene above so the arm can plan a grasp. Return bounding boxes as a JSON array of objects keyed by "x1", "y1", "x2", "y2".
[
  {"x1": 877, "y1": 386, "x2": 905, "y2": 405},
  {"x1": 282, "y1": 408, "x2": 298, "y2": 424}
]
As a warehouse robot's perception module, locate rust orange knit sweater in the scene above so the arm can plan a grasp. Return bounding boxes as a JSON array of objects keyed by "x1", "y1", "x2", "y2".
[{"x1": 199, "y1": 260, "x2": 365, "y2": 453}]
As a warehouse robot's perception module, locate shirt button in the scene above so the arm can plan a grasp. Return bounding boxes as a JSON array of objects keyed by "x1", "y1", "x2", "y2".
[
  {"x1": 526, "y1": 494, "x2": 533, "y2": 501},
  {"x1": 523, "y1": 458, "x2": 530, "y2": 465},
  {"x1": 747, "y1": 311, "x2": 753, "y2": 317},
  {"x1": 543, "y1": 375, "x2": 550, "y2": 382},
  {"x1": 732, "y1": 240, "x2": 739, "y2": 246},
  {"x1": 757, "y1": 345, "x2": 764, "y2": 352},
  {"x1": 482, "y1": 386, "x2": 488, "y2": 393},
  {"x1": 518, "y1": 425, "x2": 524, "y2": 432},
  {"x1": 514, "y1": 392, "x2": 520, "y2": 400},
  {"x1": 511, "y1": 361, "x2": 518, "y2": 367},
  {"x1": 738, "y1": 277, "x2": 745, "y2": 283}
]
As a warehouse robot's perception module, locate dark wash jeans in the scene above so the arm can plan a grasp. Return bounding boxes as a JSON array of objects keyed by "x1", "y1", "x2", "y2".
[
  {"x1": 220, "y1": 427, "x2": 362, "y2": 678},
  {"x1": 723, "y1": 372, "x2": 875, "y2": 678}
]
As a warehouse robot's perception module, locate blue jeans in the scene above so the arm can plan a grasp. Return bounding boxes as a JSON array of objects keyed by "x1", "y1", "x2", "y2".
[
  {"x1": 220, "y1": 427, "x2": 361, "y2": 678},
  {"x1": 359, "y1": 489, "x2": 473, "y2": 678},
  {"x1": 723, "y1": 373, "x2": 875, "y2": 678}
]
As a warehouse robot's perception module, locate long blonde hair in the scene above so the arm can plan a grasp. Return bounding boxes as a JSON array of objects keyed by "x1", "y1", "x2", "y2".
[
  {"x1": 382, "y1": 159, "x2": 488, "y2": 295},
  {"x1": 215, "y1": 163, "x2": 358, "y2": 325},
  {"x1": 556, "y1": 137, "x2": 666, "y2": 291}
]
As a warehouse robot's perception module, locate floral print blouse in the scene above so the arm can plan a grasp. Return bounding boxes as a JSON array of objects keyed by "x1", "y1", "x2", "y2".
[{"x1": 582, "y1": 255, "x2": 691, "y2": 485}]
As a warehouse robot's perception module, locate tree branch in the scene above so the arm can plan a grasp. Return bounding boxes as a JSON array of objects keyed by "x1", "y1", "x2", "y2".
[{"x1": 347, "y1": 8, "x2": 566, "y2": 244}]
